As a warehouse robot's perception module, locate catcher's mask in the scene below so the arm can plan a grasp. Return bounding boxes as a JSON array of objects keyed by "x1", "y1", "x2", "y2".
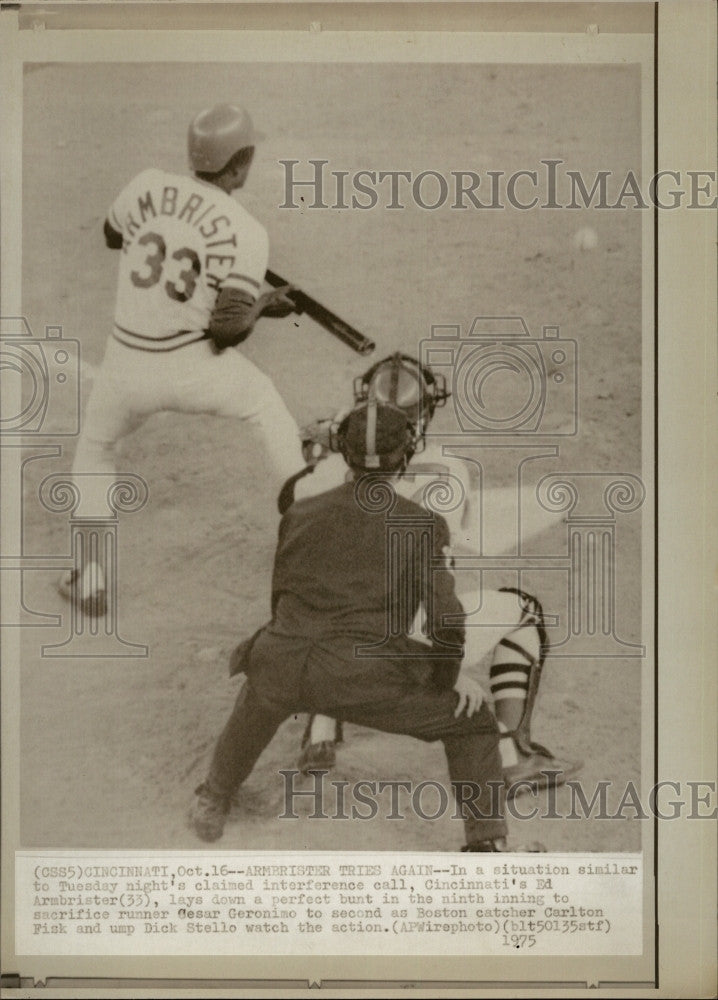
[
  {"x1": 352, "y1": 352, "x2": 449, "y2": 453},
  {"x1": 337, "y1": 398, "x2": 415, "y2": 475}
]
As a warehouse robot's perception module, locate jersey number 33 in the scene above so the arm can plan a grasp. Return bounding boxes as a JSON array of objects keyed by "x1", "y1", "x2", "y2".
[{"x1": 130, "y1": 231, "x2": 201, "y2": 303}]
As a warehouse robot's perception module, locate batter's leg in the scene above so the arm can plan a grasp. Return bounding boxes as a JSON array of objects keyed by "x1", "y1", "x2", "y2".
[
  {"x1": 57, "y1": 363, "x2": 149, "y2": 613},
  {"x1": 204, "y1": 347, "x2": 304, "y2": 484}
]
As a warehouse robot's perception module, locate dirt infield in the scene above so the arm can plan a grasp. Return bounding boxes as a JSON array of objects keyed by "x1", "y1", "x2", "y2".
[{"x1": 19, "y1": 61, "x2": 645, "y2": 851}]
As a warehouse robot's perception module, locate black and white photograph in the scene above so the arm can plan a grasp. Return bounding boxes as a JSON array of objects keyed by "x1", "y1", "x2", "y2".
[
  {"x1": 16, "y1": 42, "x2": 650, "y2": 854},
  {"x1": 1, "y1": 1, "x2": 715, "y2": 994}
]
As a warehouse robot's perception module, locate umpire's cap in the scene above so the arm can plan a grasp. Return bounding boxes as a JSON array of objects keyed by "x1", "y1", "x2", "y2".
[
  {"x1": 338, "y1": 399, "x2": 414, "y2": 474},
  {"x1": 188, "y1": 103, "x2": 264, "y2": 174}
]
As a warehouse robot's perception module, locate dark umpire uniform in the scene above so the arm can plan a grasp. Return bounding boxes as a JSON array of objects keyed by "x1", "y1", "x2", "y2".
[{"x1": 190, "y1": 401, "x2": 509, "y2": 847}]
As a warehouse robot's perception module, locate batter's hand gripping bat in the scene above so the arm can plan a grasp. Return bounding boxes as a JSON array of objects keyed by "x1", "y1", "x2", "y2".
[{"x1": 265, "y1": 269, "x2": 375, "y2": 356}]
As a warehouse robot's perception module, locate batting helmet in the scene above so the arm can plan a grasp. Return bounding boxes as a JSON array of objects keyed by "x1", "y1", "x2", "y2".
[
  {"x1": 337, "y1": 399, "x2": 414, "y2": 474},
  {"x1": 188, "y1": 103, "x2": 263, "y2": 174}
]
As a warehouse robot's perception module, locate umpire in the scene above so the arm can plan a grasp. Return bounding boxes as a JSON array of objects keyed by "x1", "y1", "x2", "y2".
[{"x1": 190, "y1": 398, "x2": 522, "y2": 851}]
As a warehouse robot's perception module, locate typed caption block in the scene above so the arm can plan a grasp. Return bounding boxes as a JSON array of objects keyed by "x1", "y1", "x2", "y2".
[{"x1": 17, "y1": 851, "x2": 643, "y2": 956}]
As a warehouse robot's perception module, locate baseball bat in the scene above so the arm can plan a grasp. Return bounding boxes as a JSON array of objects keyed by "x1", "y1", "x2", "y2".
[{"x1": 265, "y1": 269, "x2": 375, "y2": 356}]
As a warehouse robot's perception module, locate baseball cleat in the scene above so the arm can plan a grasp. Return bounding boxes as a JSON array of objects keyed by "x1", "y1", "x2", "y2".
[
  {"x1": 462, "y1": 836, "x2": 546, "y2": 853},
  {"x1": 297, "y1": 739, "x2": 336, "y2": 775},
  {"x1": 189, "y1": 782, "x2": 230, "y2": 842},
  {"x1": 503, "y1": 751, "x2": 583, "y2": 799},
  {"x1": 56, "y1": 566, "x2": 107, "y2": 618}
]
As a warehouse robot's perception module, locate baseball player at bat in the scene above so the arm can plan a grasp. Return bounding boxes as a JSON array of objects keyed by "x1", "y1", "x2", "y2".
[
  {"x1": 286, "y1": 353, "x2": 582, "y2": 797},
  {"x1": 58, "y1": 103, "x2": 304, "y2": 615}
]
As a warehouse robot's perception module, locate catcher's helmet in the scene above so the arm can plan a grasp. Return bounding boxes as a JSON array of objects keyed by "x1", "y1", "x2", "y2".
[
  {"x1": 337, "y1": 399, "x2": 414, "y2": 474},
  {"x1": 188, "y1": 103, "x2": 263, "y2": 174},
  {"x1": 353, "y1": 352, "x2": 449, "y2": 452}
]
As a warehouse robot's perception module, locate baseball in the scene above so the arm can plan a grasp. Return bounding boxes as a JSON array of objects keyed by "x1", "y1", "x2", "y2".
[{"x1": 573, "y1": 226, "x2": 599, "y2": 251}]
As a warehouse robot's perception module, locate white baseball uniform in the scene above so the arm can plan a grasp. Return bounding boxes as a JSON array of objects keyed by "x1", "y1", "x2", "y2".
[{"x1": 72, "y1": 168, "x2": 302, "y2": 517}]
